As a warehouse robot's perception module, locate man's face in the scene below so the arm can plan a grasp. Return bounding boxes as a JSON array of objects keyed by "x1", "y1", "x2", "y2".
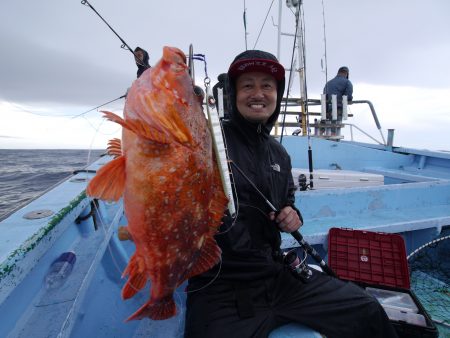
[{"x1": 235, "y1": 72, "x2": 278, "y2": 124}]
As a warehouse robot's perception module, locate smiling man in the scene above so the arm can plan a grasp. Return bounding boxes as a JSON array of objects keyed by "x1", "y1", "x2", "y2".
[
  {"x1": 184, "y1": 50, "x2": 398, "y2": 338},
  {"x1": 235, "y1": 72, "x2": 278, "y2": 123}
]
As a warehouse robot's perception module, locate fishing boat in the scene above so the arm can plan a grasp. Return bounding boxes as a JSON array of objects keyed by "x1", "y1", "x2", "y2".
[{"x1": 1, "y1": 1, "x2": 449, "y2": 337}]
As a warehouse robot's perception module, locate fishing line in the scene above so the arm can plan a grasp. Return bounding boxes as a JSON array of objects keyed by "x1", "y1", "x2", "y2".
[
  {"x1": 8, "y1": 102, "x2": 77, "y2": 118},
  {"x1": 252, "y1": 0, "x2": 276, "y2": 49},
  {"x1": 80, "y1": 0, "x2": 149, "y2": 69},
  {"x1": 81, "y1": 113, "x2": 121, "y2": 136},
  {"x1": 79, "y1": 109, "x2": 146, "y2": 297},
  {"x1": 172, "y1": 290, "x2": 186, "y2": 332},
  {"x1": 90, "y1": 199, "x2": 135, "y2": 288},
  {"x1": 183, "y1": 258, "x2": 223, "y2": 294},
  {"x1": 71, "y1": 94, "x2": 126, "y2": 119}
]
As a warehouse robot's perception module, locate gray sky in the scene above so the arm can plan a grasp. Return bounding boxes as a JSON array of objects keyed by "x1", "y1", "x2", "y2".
[{"x1": 1, "y1": 0, "x2": 449, "y2": 150}]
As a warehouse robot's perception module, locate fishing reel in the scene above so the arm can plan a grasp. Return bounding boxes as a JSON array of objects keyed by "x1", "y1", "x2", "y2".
[
  {"x1": 283, "y1": 248, "x2": 312, "y2": 282},
  {"x1": 298, "y1": 174, "x2": 309, "y2": 191}
]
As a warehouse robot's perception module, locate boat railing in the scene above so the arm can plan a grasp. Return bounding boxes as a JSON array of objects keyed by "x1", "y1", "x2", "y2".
[
  {"x1": 276, "y1": 98, "x2": 387, "y2": 145},
  {"x1": 341, "y1": 122, "x2": 384, "y2": 145}
]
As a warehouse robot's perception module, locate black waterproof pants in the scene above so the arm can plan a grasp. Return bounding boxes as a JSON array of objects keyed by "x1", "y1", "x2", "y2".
[{"x1": 184, "y1": 269, "x2": 398, "y2": 338}]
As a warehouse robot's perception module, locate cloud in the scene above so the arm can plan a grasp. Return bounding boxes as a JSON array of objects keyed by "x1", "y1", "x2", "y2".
[
  {"x1": 0, "y1": 0, "x2": 448, "y2": 149},
  {"x1": 0, "y1": 30, "x2": 133, "y2": 107},
  {"x1": 0, "y1": 135, "x2": 22, "y2": 139}
]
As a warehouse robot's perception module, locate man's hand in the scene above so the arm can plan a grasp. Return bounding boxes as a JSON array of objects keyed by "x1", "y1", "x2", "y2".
[{"x1": 269, "y1": 206, "x2": 303, "y2": 233}]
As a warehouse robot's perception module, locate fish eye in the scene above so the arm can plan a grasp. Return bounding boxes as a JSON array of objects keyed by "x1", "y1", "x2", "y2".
[{"x1": 193, "y1": 85, "x2": 205, "y2": 98}]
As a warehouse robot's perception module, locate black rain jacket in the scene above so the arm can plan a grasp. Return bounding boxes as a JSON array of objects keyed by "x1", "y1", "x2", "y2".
[{"x1": 192, "y1": 68, "x2": 302, "y2": 282}]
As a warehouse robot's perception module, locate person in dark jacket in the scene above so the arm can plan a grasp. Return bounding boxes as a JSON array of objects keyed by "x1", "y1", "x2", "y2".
[
  {"x1": 184, "y1": 51, "x2": 397, "y2": 338},
  {"x1": 134, "y1": 47, "x2": 150, "y2": 78},
  {"x1": 323, "y1": 66, "x2": 353, "y2": 102},
  {"x1": 323, "y1": 66, "x2": 353, "y2": 120}
]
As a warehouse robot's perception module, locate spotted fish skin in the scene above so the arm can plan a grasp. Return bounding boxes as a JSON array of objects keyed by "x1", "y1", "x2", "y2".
[{"x1": 86, "y1": 46, "x2": 228, "y2": 321}]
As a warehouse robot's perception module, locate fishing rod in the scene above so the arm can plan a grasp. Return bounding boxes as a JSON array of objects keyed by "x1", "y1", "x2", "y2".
[
  {"x1": 283, "y1": 0, "x2": 315, "y2": 190},
  {"x1": 229, "y1": 161, "x2": 337, "y2": 278},
  {"x1": 298, "y1": 5, "x2": 315, "y2": 190},
  {"x1": 71, "y1": 94, "x2": 126, "y2": 119},
  {"x1": 80, "y1": 0, "x2": 149, "y2": 69}
]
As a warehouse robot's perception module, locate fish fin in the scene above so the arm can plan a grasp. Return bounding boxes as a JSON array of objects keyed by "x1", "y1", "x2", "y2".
[
  {"x1": 118, "y1": 226, "x2": 133, "y2": 241},
  {"x1": 121, "y1": 254, "x2": 147, "y2": 299},
  {"x1": 141, "y1": 95, "x2": 194, "y2": 144},
  {"x1": 185, "y1": 236, "x2": 221, "y2": 279},
  {"x1": 208, "y1": 191, "x2": 229, "y2": 229},
  {"x1": 101, "y1": 110, "x2": 172, "y2": 144},
  {"x1": 205, "y1": 170, "x2": 228, "y2": 233},
  {"x1": 107, "y1": 138, "x2": 122, "y2": 158},
  {"x1": 126, "y1": 296, "x2": 176, "y2": 321},
  {"x1": 86, "y1": 156, "x2": 126, "y2": 201}
]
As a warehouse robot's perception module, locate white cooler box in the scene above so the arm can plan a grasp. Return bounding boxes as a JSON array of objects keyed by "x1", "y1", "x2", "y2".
[{"x1": 292, "y1": 168, "x2": 384, "y2": 189}]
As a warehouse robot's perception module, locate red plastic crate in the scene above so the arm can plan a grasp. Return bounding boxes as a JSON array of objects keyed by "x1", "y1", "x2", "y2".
[{"x1": 328, "y1": 228, "x2": 410, "y2": 289}]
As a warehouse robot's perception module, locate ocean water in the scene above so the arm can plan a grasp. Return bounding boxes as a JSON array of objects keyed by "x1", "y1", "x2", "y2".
[{"x1": 0, "y1": 149, "x2": 105, "y2": 220}]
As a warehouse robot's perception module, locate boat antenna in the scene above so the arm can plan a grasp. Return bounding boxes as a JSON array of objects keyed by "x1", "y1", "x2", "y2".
[
  {"x1": 279, "y1": 1, "x2": 300, "y2": 144},
  {"x1": 80, "y1": 0, "x2": 149, "y2": 69},
  {"x1": 281, "y1": 1, "x2": 314, "y2": 189},
  {"x1": 71, "y1": 94, "x2": 126, "y2": 119},
  {"x1": 321, "y1": 0, "x2": 329, "y2": 89},
  {"x1": 253, "y1": 0, "x2": 276, "y2": 49},
  {"x1": 243, "y1": 0, "x2": 248, "y2": 50}
]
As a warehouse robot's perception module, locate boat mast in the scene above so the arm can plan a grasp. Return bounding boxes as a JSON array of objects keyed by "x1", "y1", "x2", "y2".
[
  {"x1": 279, "y1": 0, "x2": 315, "y2": 189},
  {"x1": 278, "y1": 0, "x2": 307, "y2": 134}
]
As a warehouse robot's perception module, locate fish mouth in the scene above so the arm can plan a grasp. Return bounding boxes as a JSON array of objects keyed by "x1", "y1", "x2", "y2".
[
  {"x1": 163, "y1": 46, "x2": 187, "y2": 68},
  {"x1": 172, "y1": 48, "x2": 187, "y2": 65}
]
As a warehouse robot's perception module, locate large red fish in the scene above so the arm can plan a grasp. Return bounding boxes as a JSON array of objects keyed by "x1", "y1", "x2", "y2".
[{"x1": 86, "y1": 46, "x2": 228, "y2": 320}]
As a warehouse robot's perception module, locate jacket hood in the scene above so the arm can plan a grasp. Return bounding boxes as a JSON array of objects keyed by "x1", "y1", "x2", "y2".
[
  {"x1": 135, "y1": 47, "x2": 150, "y2": 78},
  {"x1": 226, "y1": 50, "x2": 286, "y2": 134}
]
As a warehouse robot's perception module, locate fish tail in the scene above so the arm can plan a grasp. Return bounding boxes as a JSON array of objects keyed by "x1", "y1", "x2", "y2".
[
  {"x1": 126, "y1": 296, "x2": 176, "y2": 321},
  {"x1": 86, "y1": 156, "x2": 126, "y2": 201}
]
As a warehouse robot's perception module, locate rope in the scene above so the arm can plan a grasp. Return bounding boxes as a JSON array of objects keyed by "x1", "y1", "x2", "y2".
[{"x1": 407, "y1": 234, "x2": 450, "y2": 261}]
